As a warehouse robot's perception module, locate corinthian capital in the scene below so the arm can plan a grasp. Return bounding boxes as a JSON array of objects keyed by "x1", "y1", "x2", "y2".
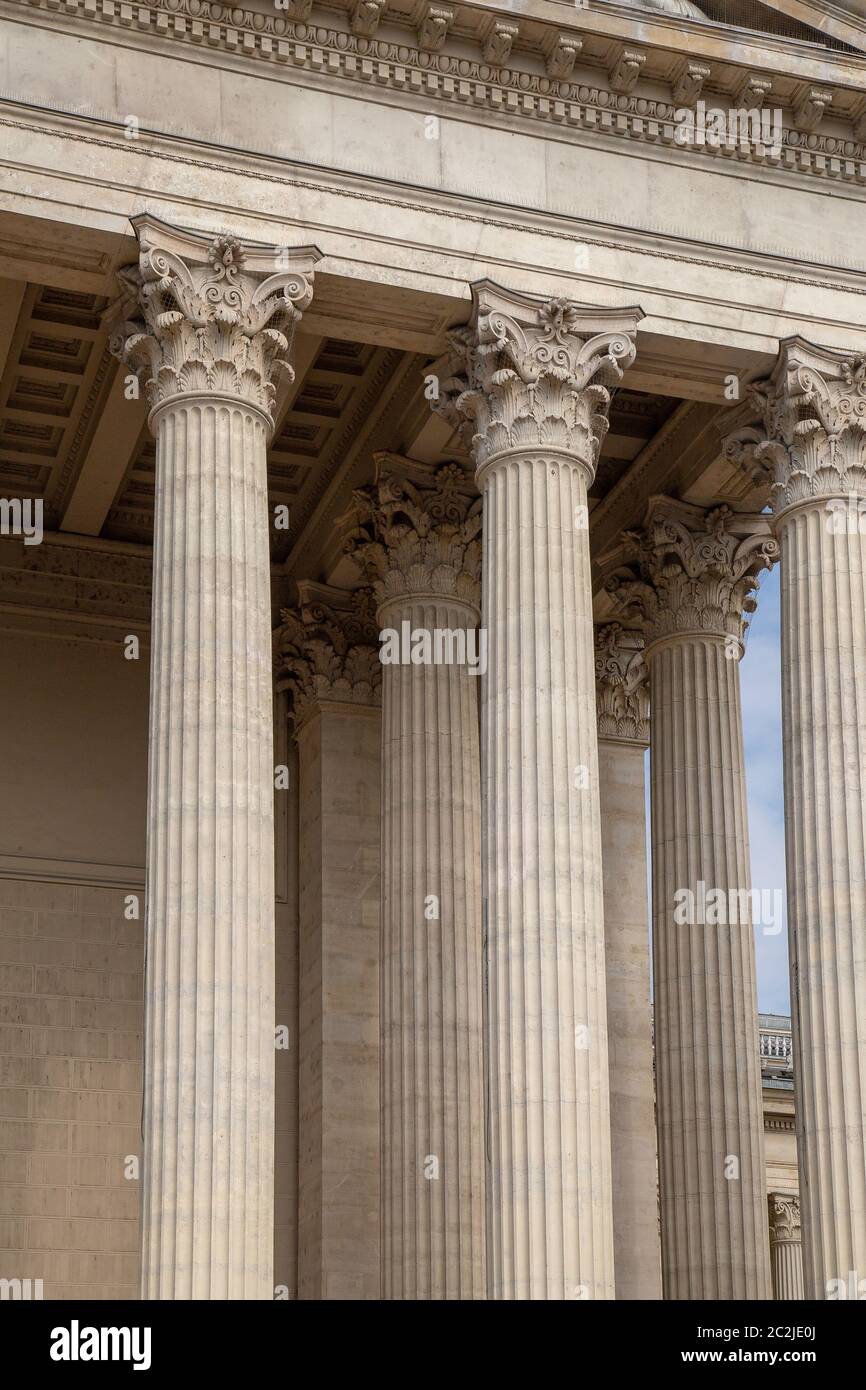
[
  {"x1": 274, "y1": 581, "x2": 381, "y2": 725},
  {"x1": 594, "y1": 624, "x2": 649, "y2": 744},
  {"x1": 722, "y1": 337, "x2": 866, "y2": 516},
  {"x1": 434, "y1": 282, "x2": 642, "y2": 479},
  {"x1": 767, "y1": 1193, "x2": 801, "y2": 1245},
  {"x1": 110, "y1": 214, "x2": 320, "y2": 425},
  {"x1": 605, "y1": 496, "x2": 778, "y2": 649},
  {"x1": 339, "y1": 453, "x2": 482, "y2": 615}
]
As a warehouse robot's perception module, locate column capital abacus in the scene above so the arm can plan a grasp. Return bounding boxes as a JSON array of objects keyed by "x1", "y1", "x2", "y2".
[
  {"x1": 594, "y1": 623, "x2": 650, "y2": 745},
  {"x1": 767, "y1": 1193, "x2": 802, "y2": 1245},
  {"x1": 605, "y1": 495, "x2": 778, "y2": 650},
  {"x1": 722, "y1": 337, "x2": 866, "y2": 518},
  {"x1": 339, "y1": 453, "x2": 482, "y2": 617},
  {"x1": 433, "y1": 280, "x2": 642, "y2": 479},
  {"x1": 109, "y1": 213, "x2": 320, "y2": 428},
  {"x1": 274, "y1": 580, "x2": 381, "y2": 726}
]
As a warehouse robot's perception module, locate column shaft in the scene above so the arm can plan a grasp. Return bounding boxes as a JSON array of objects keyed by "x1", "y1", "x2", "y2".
[
  {"x1": 143, "y1": 400, "x2": 275, "y2": 1298},
  {"x1": 484, "y1": 456, "x2": 612, "y2": 1299},
  {"x1": 380, "y1": 598, "x2": 485, "y2": 1299},
  {"x1": 650, "y1": 637, "x2": 770, "y2": 1299},
  {"x1": 597, "y1": 738, "x2": 661, "y2": 1300},
  {"x1": 779, "y1": 502, "x2": 866, "y2": 1295}
]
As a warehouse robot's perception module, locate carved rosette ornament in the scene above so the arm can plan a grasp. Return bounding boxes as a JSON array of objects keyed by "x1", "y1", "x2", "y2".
[
  {"x1": 606, "y1": 497, "x2": 778, "y2": 650},
  {"x1": 594, "y1": 624, "x2": 650, "y2": 744},
  {"x1": 722, "y1": 337, "x2": 866, "y2": 517},
  {"x1": 340, "y1": 454, "x2": 482, "y2": 616},
  {"x1": 435, "y1": 282, "x2": 642, "y2": 479},
  {"x1": 274, "y1": 582, "x2": 382, "y2": 725},
  {"x1": 110, "y1": 214, "x2": 319, "y2": 426}
]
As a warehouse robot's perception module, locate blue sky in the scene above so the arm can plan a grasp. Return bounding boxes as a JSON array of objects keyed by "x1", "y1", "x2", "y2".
[
  {"x1": 741, "y1": 564, "x2": 790, "y2": 1013},
  {"x1": 643, "y1": 564, "x2": 791, "y2": 1014}
]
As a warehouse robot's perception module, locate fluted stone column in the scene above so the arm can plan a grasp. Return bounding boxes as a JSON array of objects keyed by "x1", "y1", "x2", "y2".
[
  {"x1": 438, "y1": 288, "x2": 642, "y2": 1300},
  {"x1": 608, "y1": 497, "x2": 776, "y2": 1301},
  {"x1": 112, "y1": 217, "x2": 318, "y2": 1299},
  {"x1": 343, "y1": 453, "x2": 486, "y2": 1300},
  {"x1": 768, "y1": 1194, "x2": 805, "y2": 1299},
  {"x1": 275, "y1": 583, "x2": 381, "y2": 1299},
  {"x1": 594, "y1": 625, "x2": 661, "y2": 1300},
  {"x1": 726, "y1": 341, "x2": 866, "y2": 1298}
]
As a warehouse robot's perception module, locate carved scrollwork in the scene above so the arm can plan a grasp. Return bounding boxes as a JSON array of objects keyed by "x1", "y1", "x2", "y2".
[
  {"x1": 340, "y1": 455, "x2": 481, "y2": 614},
  {"x1": 605, "y1": 497, "x2": 778, "y2": 647},
  {"x1": 721, "y1": 339, "x2": 866, "y2": 515},
  {"x1": 435, "y1": 284, "x2": 642, "y2": 478},
  {"x1": 274, "y1": 583, "x2": 381, "y2": 722},
  {"x1": 594, "y1": 624, "x2": 650, "y2": 744},
  {"x1": 110, "y1": 216, "x2": 318, "y2": 424}
]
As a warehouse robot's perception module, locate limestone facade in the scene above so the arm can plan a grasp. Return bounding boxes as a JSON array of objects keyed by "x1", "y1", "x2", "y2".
[{"x1": 1, "y1": 0, "x2": 865, "y2": 1301}]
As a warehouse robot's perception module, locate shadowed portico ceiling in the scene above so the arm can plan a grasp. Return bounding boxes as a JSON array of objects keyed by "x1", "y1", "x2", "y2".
[{"x1": 0, "y1": 275, "x2": 765, "y2": 600}]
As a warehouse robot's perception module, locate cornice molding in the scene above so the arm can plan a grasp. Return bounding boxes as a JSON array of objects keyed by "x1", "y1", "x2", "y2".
[{"x1": 8, "y1": 0, "x2": 866, "y2": 188}]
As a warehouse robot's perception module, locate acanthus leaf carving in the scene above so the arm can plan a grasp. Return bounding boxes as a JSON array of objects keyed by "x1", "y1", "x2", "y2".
[
  {"x1": 340, "y1": 454, "x2": 481, "y2": 613},
  {"x1": 595, "y1": 623, "x2": 650, "y2": 744},
  {"x1": 767, "y1": 1192, "x2": 802, "y2": 1244},
  {"x1": 721, "y1": 338, "x2": 866, "y2": 515},
  {"x1": 274, "y1": 581, "x2": 381, "y2": 722},
  {"x1": 605, "y1": 496, "x2": 778, "y2": 647},
  {"x1": 109, "y1": 215, "x2": 319, "y2": 424},
  {"x1": 434, "y1": 283, "x2": 642, "y2": 479}
]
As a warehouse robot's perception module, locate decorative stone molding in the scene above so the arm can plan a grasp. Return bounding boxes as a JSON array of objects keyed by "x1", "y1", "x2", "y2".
[
  {"x1": 621, "y1": 0, "x2": 707, "y2": 15},
  {"x1": 340, "y1": 454, "x2": 481, "y2": 614},
  {"x1": 794, "y1": 87, "x2": 833, "y2": 133},
  {"x1": 610, "y1": 49, "x2": 646, "y2": 96},
  {"x1": 16, "y1": 0, "x2": 862, "y2": 177},
  {"x1": 274, "y1": 580, "x2": 381, "y2": 722},
  {"x1": 768, "y1": 1193, "x2": 801, "y2": 1244},
  {"x1": 738, "y1": 74, "x2": 773, "y2": 109},
  {"x1": 110, "y1": 215, "x2": 319, "y2": 425},
  {"x1": 482, "y1": 21, "x2": 518, "y2": 66},
  {"x1": 606, "y1": 496, "x2": 779, "y2": 648},
  {"x1": 418, "y1": 4, "x2": 452, "y2": 51},
  {"x1": 594, "y1": 623, "x2": 650, "y2": 744},
  {"x1": 722, "y1": 338, "x2": 866, "y2": 516},
  {"x1": 435, "y1": 282, "x2": 641, "y2": 477},
  {"x1": 672, "y1": 61, "x2": 710, "y2": 108},
  {"x1": 351, "y1": 0, "x2": 385, "y2": 37},
  {"x1": 546, "y1": 34, "x2": 581, "y2": 81}
]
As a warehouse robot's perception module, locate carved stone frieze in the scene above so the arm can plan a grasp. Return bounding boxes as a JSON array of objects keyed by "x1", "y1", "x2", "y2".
[
  {"x1": 435, "y1": 283, "x2": 641, "y2": 478},
  {"x1": 13, "y1": 0, "x2": 859, "y2": 176},
  {"x1": 274, "y1": 581, "x2": 381, "y2": 721},
  {"x1": 594, "y1": 623, "x2": 650, "y2": 744},
  {"x1": 722, "y1": 338, "x2": 866, "y2": 516},
  {"x1": 110, "y1": 215, "x2": 318, "y2": 424},
  {"x1": 340, "y1": 454, "x2": 481, "y2": 614},
  {"x1": 605, "y1": 496, "x2": 778, "y2": 648}
]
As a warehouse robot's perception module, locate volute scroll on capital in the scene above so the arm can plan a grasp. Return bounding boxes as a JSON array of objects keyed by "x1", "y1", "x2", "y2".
[
  {"x1": 721, "y1": 337, "x2": 866, "y2": 518},
  {"x1": 432, "y1": 281, "x2": 643, "y2": 479},
  {"x1": 109, "y1": 214, "x2": 321, "y2": 427},
  {"x1": 594, "y1": 624, "x2": 650, "y2": 745},
  {"x1": 273, "y1": 581, "x2": 382, "y2": 727},
  {"x1": 338, "y1": 453, "x2": 482, "y2": 616},
  {"x1": 604, "y1": 496, "x2": 779, "y2": 650}
]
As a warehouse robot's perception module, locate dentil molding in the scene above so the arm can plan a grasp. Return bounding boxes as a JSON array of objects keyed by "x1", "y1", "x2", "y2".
[{"x1": 8, "y1": 0, "x2": 866, "y2": 187}]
